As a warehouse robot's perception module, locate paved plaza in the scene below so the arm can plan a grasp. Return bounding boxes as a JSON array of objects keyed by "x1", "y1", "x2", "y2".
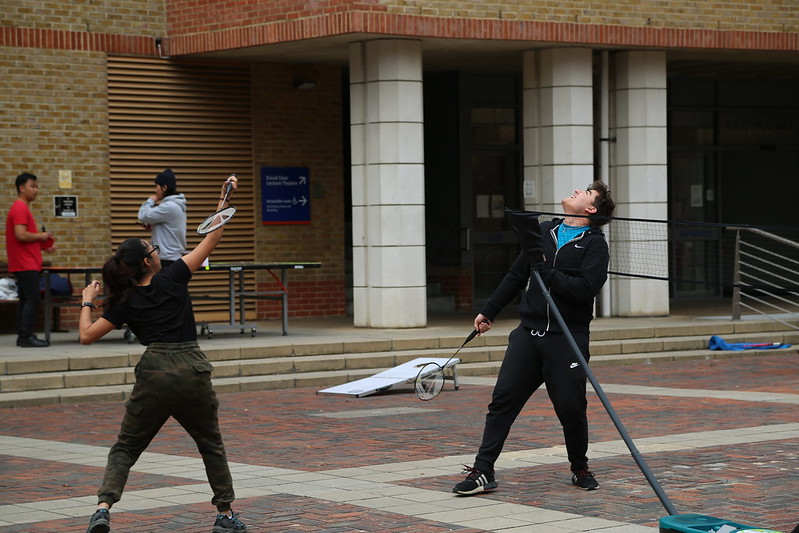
[{"x1": 1, "y1": 309, "x2": 798, "y2": 532}]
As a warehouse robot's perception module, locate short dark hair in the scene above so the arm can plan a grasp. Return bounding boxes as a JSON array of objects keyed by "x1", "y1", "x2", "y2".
[
  {"x1": 15, "y1": 172, "x2": 37, "y2": 193},
  {"x1": 588, "y1": 180, "x2": 615, "y2": 226},
  {"x1": 154, "y1": 168, "x2": 178, "y2": 196}
]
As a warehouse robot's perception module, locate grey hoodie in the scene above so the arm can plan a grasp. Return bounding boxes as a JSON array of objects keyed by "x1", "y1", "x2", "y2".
[{"x1": 137, "y1": 193, "x2": 187, "y2": 261}]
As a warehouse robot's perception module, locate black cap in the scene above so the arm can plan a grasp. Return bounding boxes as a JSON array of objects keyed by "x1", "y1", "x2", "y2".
[{"x1": 154, "y1": 168, "x2": 177, "y2": 190}]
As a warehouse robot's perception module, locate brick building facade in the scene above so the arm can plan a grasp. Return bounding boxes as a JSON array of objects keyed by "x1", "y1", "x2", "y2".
[{"x1": 2, "y1": 1, "x2": 797, "y2": 328}]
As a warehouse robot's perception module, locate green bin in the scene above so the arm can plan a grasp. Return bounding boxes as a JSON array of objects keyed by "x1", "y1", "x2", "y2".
[{"x1": 659, "y1": 514, "x2": 783, "y2": 533}]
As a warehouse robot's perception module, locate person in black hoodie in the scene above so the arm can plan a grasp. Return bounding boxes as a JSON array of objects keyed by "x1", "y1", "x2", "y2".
[{"x1": 453, "y1": 180, "x2": 615, "y2": 496}]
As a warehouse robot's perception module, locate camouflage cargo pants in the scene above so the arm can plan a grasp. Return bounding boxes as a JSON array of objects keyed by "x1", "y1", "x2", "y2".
[{"x1": 97, "y1": 341, "x2": 235, "y2": 512}]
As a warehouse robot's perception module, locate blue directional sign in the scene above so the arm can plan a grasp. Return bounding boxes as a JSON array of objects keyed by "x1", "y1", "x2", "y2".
[{"x1": 261, "y1": 167, "x2": 311, "y2": 225}]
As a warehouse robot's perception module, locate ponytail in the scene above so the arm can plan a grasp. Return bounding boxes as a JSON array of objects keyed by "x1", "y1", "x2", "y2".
[{"x1": 102, "y1": 238, "x2": 148, "y2": 308}]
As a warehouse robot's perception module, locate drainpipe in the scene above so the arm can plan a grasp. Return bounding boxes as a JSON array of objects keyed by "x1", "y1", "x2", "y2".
[{"x1": 599, "y1": 50, "x2": 612, "y2": 317}]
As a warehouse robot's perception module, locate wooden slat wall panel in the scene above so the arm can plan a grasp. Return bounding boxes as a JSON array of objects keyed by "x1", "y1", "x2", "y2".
[{"x1": 108, "y1": 56, "x2": 255, "y2": 319}]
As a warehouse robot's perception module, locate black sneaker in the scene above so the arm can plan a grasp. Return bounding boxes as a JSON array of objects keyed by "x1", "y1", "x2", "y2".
[
  {"x1": 452, "y1": 465, "x2": 497, "y2": 495},
  {"x1": 17, "y1": 335, "x2": 50, "y2": 347},
  {"x1": 571, "y1": 469, "x2": 599, "y2": 490},
  {"x1": 212, "y1": 511, "x2": 247, "y2": 532},
  {"x1": 86, "y1": 508, "x2": 110, "y2": 533}
]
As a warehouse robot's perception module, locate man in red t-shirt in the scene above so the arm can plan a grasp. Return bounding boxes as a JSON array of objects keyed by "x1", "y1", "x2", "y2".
[{"x1": 5, "y1": 173, "x2": 54, "y2": 347}]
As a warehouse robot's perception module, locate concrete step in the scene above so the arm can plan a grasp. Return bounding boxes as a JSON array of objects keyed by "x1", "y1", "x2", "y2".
[
  {"x1": 2, "y1": 344, "x2": 795, "y2": 409},
  {"x1": 0, "y1": 346, "x2": 503, "y2": 393},
  {"x1": 5, "y1": 325, "x2": 794, "y2": 379},
  {"x1": 2, "y1": 329, "x2": 795, "y2": 392},
  {"x1": 2, "y1": 319, "x2": 792, "y2": 377},
  {"x1": 1, "y1": 321, "x2": 796, "y2": 408},
  {"x1": 591, "y1": 330, "x2": 799, "y2": 356}
]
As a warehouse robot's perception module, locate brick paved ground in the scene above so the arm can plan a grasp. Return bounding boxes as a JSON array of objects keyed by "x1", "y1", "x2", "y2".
[{"x1": 1, "y1": 353, "x2": 797, "y2": 532}]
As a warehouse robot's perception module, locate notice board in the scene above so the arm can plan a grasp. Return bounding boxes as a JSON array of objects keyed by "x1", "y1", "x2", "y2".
[
  {"x1": 261, "y1": 167, "x2": 311, "y2": 225},
  {"x1": 54, "y1": 195, "x2": 78, "y2": 217}
]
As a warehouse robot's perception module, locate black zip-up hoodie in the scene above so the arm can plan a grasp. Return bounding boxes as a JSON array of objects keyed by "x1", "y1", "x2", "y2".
[{"x1": 479, "y1": 218, "x2": 609, "y2": 335}]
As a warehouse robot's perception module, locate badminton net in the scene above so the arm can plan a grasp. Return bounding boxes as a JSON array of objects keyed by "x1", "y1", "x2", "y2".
[{"x1": 536, "y1": 212, "x2": 799, "y2": 326}]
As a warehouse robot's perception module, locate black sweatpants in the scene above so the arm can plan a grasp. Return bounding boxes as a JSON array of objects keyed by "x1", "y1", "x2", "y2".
[
  {"x1": 97, "y1": 341, "x2": 235, "y2": 512},
  {"x1": 14, "y1": 270, "x2": 40, "y2": 339},
  {"x1": 474, "y1": 324, "x2": 591, "y2": 473}
]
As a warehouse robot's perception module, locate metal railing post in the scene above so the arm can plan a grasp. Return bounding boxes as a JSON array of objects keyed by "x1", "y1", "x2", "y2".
[{"x1": 731, "y1": 229, "x2": 741, "y2": 321}]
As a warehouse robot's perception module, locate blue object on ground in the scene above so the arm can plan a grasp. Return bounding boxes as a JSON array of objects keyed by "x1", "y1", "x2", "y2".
[{"x1": 709, "y1": 335, "x2": 790, "y2": 351}]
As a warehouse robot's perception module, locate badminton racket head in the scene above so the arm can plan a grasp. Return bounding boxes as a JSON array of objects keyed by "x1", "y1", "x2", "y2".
[
  {"x1": 415, "y1": 362, "x2": 445, "y2": 401},
  {"x1": 197, "y1": 206, "x2": 237, "y2": 235}
]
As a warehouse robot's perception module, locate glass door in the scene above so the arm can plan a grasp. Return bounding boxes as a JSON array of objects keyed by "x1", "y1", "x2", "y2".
[{"x1": 465, "y1": 105, "x2": 522, "y2": 308}]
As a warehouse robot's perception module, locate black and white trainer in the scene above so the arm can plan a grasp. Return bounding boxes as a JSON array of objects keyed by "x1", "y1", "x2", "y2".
[
  {"x1": 452, "y1": 465, "x2": 497, "y2": 495},
  {"x1": 86, "y1": 508, "x2": 110, "y2": 533},
  {"x1": 571, "y1": 469, "x2": 599, "y2": 490},
  {"x1": 212, "y1": 510, "x2": 247, "y2": 532}
]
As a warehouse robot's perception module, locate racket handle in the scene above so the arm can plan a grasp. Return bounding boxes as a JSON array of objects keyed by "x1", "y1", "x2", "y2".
[
  {"x1": 465, "y1": 328, "x2": 479, "y2": 345},
  {"x1": 219, "y1": 176, "x2": 236, "y2": 205}
]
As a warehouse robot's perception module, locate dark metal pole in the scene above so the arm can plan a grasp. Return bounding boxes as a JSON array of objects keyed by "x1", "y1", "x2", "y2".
[{"x1": 531, "y1": 269, "x2": 679, "y2": 516}]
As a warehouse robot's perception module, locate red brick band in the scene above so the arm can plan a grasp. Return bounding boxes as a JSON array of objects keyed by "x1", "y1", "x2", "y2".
[{"x1": 3, "y1": 13, "x2": 796, "y2": 57}]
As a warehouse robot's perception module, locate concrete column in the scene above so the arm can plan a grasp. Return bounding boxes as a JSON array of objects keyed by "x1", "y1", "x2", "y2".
[
  {"x1": 521, "y1": 48, "x2": 594, "y2": 211},
  {"x1": 611, "y1": 51, "x2": 669, "y2": 316},
  {"x1": 349, "y1": 39, "x2": 426, "y2": 328}
]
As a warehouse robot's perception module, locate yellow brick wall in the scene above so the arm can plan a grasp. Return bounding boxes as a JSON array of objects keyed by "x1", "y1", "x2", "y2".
[
  {"x1": 2, "y1": 0, "x2": 166, "y2": 34},
  {"x1": 0, "y1": 47, "x2": 113, "y2": 268},
  {"x1": 384, "y1": 0, "x2": 798, "y2": 32},
  {"x1": 251, "y1": 63, "x2": 347, "y2": 316},
  {"x1": 1, "y1": 0, "x2": 165, "y2": 270}
]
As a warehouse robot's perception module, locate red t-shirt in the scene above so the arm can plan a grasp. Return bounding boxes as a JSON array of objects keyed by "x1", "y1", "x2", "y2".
[{"x1": 5, "y1": 200, "x2": 43, "y2": 272}]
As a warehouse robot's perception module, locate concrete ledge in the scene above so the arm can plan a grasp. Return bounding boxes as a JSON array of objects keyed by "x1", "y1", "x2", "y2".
[
  {"x1": 238, "y1": 359, "x2": 296, "y2": 376},
  {"x1": 204, "y1": 347, "x2": 243, "y2": 362},
  {"x1": 0, "y1": 317, "x2": 794, "y2": 408},
  {"x1": 733, "y1": 320, "x2": 783, "y2": 333},
  {"x1": 68, "y1": 353, "x2": 130, "y2": 371},
  {"x1": 63, "y1": 369, "x2": 128, "y2": 388},
  {"x1": 236, "y1": 375, "x2": 296, "y2": 392},
  {"x1": 293, "y1": 354, "x2": 347, "y2": 372},
  {"x1": 292, "y1": 342, "x2": 345, "y2": 356},
  {"x1": 4, "y1": 357, "x2": 69, "y2": 375},
  {"x1": 0, "y1": 390, "x2": 67, "y2": 408},
  {"x1": 391, "y1": 337, "x2": 440, "y2": 350},
  {"x1": 456, "y1": 361, "x2": 500, "y2": 377},
  {"x1": 0, "y1": 374, "x2": 64, "y2": 392},
  {"x1": 239, "y1": 344, "x2": 293, "y2": 359},
  {"x1": 60, "y1": 386, "x2": 130, "y2": 404},
  {"x1": 344, "y1": 353, "x2": 398, "y2": 370},
  {"x1": 488, "y1": 347, "x2": 506, "y2": 361},
  {"x1": 451, "y1": 347, "x2": 493, "y2": 364},
  {"x1": 342, "y1": 339, "x2": 393, "y2": 354},
  {"x1": 690, "y1": 322, "x2": 736, "y2": 335},
  {"x1": 3, "y1": 345, "x2": 794, "y2": 408}
]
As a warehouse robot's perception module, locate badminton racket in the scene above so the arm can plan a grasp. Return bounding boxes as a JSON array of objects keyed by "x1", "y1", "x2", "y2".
[
  {"x1": 197, "y1": 175, "x2": 237, "y2": 235},
  {"x1": 414, "y1": 328, "x2": 479, "y2": 401}
]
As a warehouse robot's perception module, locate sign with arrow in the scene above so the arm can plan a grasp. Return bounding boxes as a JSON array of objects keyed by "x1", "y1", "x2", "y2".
[{"x1": 261, "y1": 167, "x2": 311, "y2": 225}]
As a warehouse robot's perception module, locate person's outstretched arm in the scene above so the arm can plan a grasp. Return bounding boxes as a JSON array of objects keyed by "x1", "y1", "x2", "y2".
[{"x1": 181, "y1": 175, "x2": 237, "y2": 273}]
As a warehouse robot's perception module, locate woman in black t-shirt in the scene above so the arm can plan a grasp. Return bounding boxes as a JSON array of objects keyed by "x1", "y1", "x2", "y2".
[{"x1": 78, "y1": 176, "x2": 246, "y2": 533}]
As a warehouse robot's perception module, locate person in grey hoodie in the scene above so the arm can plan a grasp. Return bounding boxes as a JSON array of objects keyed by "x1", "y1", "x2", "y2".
[{"x1": 138, "y1": 169, "x2": 187, "y2": 268}]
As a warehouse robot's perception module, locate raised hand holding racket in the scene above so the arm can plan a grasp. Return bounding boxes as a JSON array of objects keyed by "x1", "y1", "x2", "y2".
[
  {"x1": 197, "y1": 174, "x2": 238, "y2": 235},
  {"x1": 414, "y1": 328, "x2": 480, "y2": 401}
]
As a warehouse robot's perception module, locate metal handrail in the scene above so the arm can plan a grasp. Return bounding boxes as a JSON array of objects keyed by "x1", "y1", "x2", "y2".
[{"x1": 732, "y1": 228, "x2": 799, "y2": 330}]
